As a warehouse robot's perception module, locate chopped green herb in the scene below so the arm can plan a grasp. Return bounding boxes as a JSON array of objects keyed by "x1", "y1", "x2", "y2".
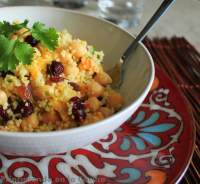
[
  {"x1": 91, "y1": 46, "x2": 96, "y2": 55},
  {"x1": 32, "y1": 22, "x2": 58, "y2": 51},
  {"x1": 0, "y1": 35, "x2": 34, "y2": 72},
  {"x1": 0, "y1": 20, "x2": 28, "y2": 38},
  {"x1": 0, "y1": 20, "x2": 59, "y2": 72}
]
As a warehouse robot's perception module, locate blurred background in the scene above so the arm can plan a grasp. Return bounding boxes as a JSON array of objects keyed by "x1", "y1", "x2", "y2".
[{"x1": 0, "y1": 0, "x2": 199, "y2": 51}]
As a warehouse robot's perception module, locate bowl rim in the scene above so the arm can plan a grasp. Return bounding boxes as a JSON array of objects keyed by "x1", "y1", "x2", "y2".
[{"x1": 0, "y1": 6, "x2": 155, "y2": 137}]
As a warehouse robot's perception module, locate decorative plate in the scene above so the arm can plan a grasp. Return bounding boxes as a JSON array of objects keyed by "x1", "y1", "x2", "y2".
[{"x1": 0, "y1": 66, "x2": 195, "y2": 184}]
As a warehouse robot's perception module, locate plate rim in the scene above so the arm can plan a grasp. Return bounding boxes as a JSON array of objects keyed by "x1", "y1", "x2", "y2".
[{"x1": 155, "y1": 65, "x2": 196, "y2": 184}]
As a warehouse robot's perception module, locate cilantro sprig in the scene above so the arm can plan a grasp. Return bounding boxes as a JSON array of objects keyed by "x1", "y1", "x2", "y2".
[
  {"x1": 0, "y1": 20, "x2": 59, "y2": 72},
  {"x1": 0, "y1": 20, "x2": 28, "y2": 38},
  {"x1": 0, "y1": 35, "x2": 33, "y2": 72},
  {"x1": 32, "y1": 22, "x2": 58, "y2": 51}
]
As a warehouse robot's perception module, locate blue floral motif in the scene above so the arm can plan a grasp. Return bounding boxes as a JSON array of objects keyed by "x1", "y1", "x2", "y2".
[
  {"x1": 117, "y1": 168, "x2": 141, "y2": 183},
  {"x1": 119, "y1": 111, "x2": 175, "y2": 151}
]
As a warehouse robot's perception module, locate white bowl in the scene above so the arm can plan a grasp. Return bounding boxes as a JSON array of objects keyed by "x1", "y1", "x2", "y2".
[{"x1": 0, "y1": 6, "x2": 154, "y2": 156}]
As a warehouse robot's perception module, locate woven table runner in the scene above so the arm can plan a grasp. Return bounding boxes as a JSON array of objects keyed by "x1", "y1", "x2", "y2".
[{"x1": 144, "y1": 37, "x2": 200, "y2": 184}]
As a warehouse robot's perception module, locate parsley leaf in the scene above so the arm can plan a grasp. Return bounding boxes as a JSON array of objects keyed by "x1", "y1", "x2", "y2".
[
  {"x1": 0, "y1": 35, "x2": 33, "y2": 72},
  {"x1": 0, "y1": 20, "x2": 28, "y2": 38},
  {"x1": 32, "y1": 22, "x2": 58, "y2": 51}
]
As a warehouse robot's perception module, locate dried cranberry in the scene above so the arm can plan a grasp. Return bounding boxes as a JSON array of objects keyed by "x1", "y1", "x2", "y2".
[
  {"x1": 70, "y1": 97, "x2": 84, "y2": 108},
  {"x1": 70, "y1": 97, "x2": 86, "y2": 122},
  {"x1": 92, "y1": 72, "x2": 97, "y2": 77},
  {"x1": 8, "y1": 97, "x2": 14, "y2": 110},
  {"x1": 72, "y1": 108, "x2": 86, "y2": 122},
  {"x1": 25, "y1": 35, "x2": 39, "y2": 47},
  {"x1": 47, "y1": 61, "x2": 64, "y2": 76},
  {"x1": 69, "y1": 82, "x2": 80, "y2": 91},
  {"x1": 0, "y1": 106, "x2": 10, "y2": 124},
  {"x1": 70, "y1": 96, "x2": 80, "y2": 103},
  {"x1": 73, "y1": 101, "x2": 84, "y2": 110},
  {"x1": 15, "y1": 100, "x2": 34, "y2": 118}
]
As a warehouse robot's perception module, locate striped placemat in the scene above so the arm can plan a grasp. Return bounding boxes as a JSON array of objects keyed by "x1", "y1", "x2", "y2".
[{"x1": 143, "y1": 37, "x2": 200, "y2": 184}]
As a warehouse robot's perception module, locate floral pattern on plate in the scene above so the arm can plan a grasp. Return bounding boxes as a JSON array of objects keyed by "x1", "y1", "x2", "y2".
[{"x1": 0, "y1": 66, "x2": 195, "y2": 184}]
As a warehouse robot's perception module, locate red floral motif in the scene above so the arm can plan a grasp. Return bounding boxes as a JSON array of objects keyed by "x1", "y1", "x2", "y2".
[
  {"x1": 7, "y1": 162, "x2": 42, "y2": 184},
  {"x1": 0, "y1": 66, "x2": 195, "y2": 184}
]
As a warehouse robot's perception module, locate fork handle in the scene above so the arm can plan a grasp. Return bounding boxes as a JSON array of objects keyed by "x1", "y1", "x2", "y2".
[{"x1": 122, "y1": 0, "x2": 176, "y2": 61}]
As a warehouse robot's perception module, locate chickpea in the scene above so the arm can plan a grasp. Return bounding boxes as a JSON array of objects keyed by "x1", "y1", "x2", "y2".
[
  {"x1": 94, "y1": 72, "x2": 112, "y2": 86},
  {"x1": 32, "y1": 85, "x2": 54, "y2": 100},
  {"x1": 99, "y1": 107, "x2": 114, "y2": 118},
  {"x1": 58, "y1": 30, "x2": 72, "y2": 47},
  {"x1": 59, "y1": 49, "x2": 73, "y2": 64},
  {"x1": 32, "y1": 87, "x2": 45, "y2": 100},
  {"x1": 88, "y1": 80, "x2": 104, "y2": 97},
  {"x1": 53, "y1": 101, "x2": 69, "y2": 122},
  {"x1": 64, "y1": 63, "x2": 79, "y2": 76},
  {"x1": 29, "y1": 68, "x2": 45, "y2": 87},
  {"x1": 107, "y1": 91, "x2": 123, "y2": 110},
  {"x1": 17, "y1": 28, "x2": 29, "y2": 35},
  {"x1": 83, "y1": 112, "x2": 104, "y2": 125},
  {"x1": 93, "y1": 112, "x2": 104, "y2": 121},
  {"x1": 17, "y1": 28, "x2": 30, "y2": 39},
  {"x1": 68, "y1": 39, "x2": 87, "y2": 59},
  {"x1": 40, "y1": 110, "x2": 61, "y2": 124},
  {"x1": 21, "y1": 113, "x2": 39, "y2": 131},
  {"x1": 5, "y1": 120, "x2": 19, "y2": 132},
  {"x1": 85, "y1": 97, "x2": 101, "y2": 112},
  {"x1": 0, "y1": 89, "x2": 8, "y2": 107}
]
